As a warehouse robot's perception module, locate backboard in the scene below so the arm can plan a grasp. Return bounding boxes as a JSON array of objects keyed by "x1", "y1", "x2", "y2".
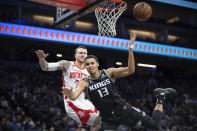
[
  {"x1": 27, "y1": 0, "x2": 108, "y2": 28},
  {"x1": 53, "y1": 0, "x2": 108, "y2": 28}
]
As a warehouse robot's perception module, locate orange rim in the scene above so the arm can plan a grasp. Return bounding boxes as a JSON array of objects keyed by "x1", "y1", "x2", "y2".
[{"x1": 96, "y1": 0, "x2": 127, "y2": 11}]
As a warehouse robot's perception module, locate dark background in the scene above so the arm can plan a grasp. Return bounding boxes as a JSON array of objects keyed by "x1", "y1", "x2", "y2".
[
  {"x1": 0, "y1": 1, "x2": 197, "y2": 131},
  {"x1": 0, "y1": 0, "x2": 197, "y2": 72}
]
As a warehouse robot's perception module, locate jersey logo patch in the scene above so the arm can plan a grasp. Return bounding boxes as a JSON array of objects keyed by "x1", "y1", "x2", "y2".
[
  {"x1": 89, "y1": 80, "x2": 94, "y2": 84},
  {"x1": 101, "y1": 73, "x2": 106, "y2": 78}
]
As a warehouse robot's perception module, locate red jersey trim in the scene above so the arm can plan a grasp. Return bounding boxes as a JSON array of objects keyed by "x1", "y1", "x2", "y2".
[{"x1": 74, "y1": 61, "x2": 86, "y2": 70}]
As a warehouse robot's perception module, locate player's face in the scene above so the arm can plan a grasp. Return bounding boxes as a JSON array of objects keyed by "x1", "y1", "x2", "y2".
[
  {"x1": 85, "y1": 58, "x2": 99, "y2": 74},
  {"x1": 75, "y1": 48, "x2": 87, "y2": 63}
]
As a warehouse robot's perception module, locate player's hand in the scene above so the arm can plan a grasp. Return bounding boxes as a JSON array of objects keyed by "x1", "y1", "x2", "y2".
[
  {"x1": 129, "y1": 32, "x2": 136, "y2": 47},
  {"x1": 35, "y1": 50, "x2": 49, "y2": 59},
  {"x1": 62, "y1": 87, "x2": 72, "y2": 96}
]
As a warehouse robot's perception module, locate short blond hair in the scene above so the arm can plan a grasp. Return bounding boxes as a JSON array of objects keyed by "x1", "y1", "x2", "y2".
[{"x1": 75, "y1": 46, "x2": 87, "y2": 54}]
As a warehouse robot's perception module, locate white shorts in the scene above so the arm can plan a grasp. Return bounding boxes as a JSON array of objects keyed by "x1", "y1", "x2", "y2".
[{"x1": 64, "y1": 96, "x2": 100, "y2": 126}]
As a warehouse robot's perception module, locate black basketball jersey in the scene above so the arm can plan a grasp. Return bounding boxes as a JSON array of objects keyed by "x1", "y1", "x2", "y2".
[{"x1": 87, "y1": 69, "x2": 123, "y2": 118}]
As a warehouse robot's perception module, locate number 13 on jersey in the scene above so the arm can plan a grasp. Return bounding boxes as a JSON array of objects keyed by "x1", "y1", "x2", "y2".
[{"x1": 97, "y1": 87, "x2": 109, "y2": 97}]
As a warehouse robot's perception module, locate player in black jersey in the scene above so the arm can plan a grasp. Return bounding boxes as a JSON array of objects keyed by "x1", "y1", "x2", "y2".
[{"x1": 62, "y1": 33, "x2": 177, "y2": 130}]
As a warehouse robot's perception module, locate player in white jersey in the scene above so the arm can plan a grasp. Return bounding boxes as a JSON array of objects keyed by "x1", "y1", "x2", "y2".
[{"x1": 35, "y1": 46, "x2": 100, "y2": 129}]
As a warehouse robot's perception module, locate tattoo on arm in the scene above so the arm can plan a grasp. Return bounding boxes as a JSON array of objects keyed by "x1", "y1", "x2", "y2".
[{"x1": 39, "y1": 58, "x2": 48, "y2": 70}]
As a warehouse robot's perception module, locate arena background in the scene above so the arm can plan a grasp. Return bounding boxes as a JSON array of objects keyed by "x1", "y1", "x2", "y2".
[{"x1": 0, "y1": 0, "x2": 197, "y2": 131}]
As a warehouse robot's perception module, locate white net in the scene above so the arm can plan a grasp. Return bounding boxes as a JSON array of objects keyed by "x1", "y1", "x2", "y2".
[{"x1": 95, "y1": 0, "x2": 127, "y2": 37}]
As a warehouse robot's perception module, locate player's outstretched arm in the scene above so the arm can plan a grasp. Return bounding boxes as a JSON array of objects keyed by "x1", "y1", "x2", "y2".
[
  {"x1": 62, "y1": 79, "x2": 88, "y2": 100},
  {"x1": 35, "y1": 50, "x2": 69, "y2": 71},
  {"x1": 107, "y1": 32, "x2": 136, "y2": 79},
  {"x1": 35, "y1": 50, "x2": 49, "y2": 70}
]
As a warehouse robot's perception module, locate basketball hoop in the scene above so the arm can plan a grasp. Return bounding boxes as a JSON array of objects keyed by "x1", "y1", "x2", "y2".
[{"x1": 95, "y1": 0, "x2": 127, "y2": 37}]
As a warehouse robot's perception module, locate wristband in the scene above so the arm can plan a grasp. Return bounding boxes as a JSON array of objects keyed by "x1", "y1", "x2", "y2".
[
  {"x1": 47, "y1": 62, "x2": 60, "y2": 71},
  {"x1": 129, "y1": 44, "x2": 134, "y2": 49}
]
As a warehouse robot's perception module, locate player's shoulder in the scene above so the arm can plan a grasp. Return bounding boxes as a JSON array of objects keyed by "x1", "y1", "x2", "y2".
[
  {"x1": 106, "y1": 67, "x2": 117, "y2": 80},
  {"x1": 58, "y1": 60, "x2": 73, "y2": 71},
  {"x1": 106, "y1": 67, "x2": 115, "y2": 74}
]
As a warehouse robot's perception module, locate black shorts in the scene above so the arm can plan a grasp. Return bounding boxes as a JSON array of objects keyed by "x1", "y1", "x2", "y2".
[{"x1": 101, "y1": 100, "x2": 144, "y2": 127}]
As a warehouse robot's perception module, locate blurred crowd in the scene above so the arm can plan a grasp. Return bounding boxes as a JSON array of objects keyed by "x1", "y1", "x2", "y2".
[
  {"x1": 0, "y1": 60, "x2": 197, "y2": 131},
  {"x1": 116, "y1": 68, "x2": 197, "y2": 131}
]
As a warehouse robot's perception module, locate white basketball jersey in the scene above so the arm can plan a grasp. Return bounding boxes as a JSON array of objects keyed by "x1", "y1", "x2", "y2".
[
  {"x1": 62, "y1": 61, "x2": 99, "y2": 126},
  {"x1": 62, "y1": 61, "x2": 89, "y2": 100}
]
